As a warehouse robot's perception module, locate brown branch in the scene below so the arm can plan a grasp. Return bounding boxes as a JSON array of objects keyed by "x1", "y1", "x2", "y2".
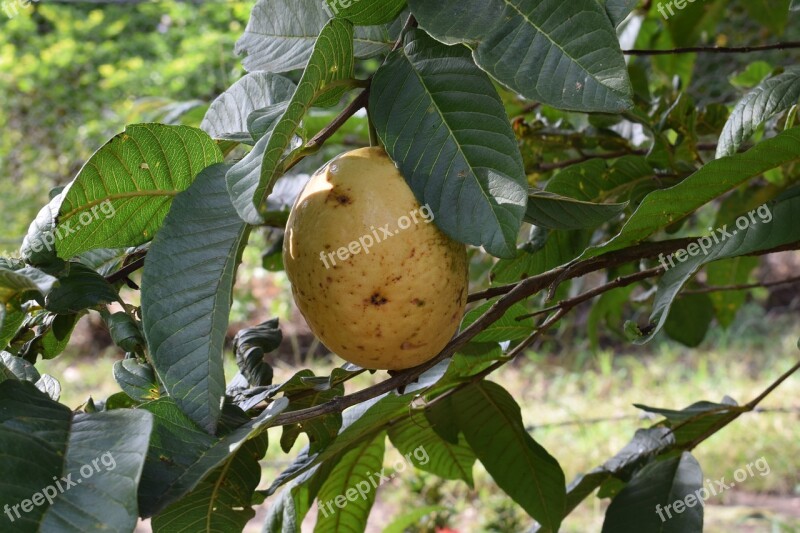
[{"x1": 624, "y1": 41, "x2": 800, "y2": 55}]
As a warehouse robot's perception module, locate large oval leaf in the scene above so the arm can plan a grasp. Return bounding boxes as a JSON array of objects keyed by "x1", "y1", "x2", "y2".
[
  {"x1": 54, "y1": 124, "x2": 223, "y2": 259},
  {"x1": 408, "y1": 0, "x2": 633, "y2": 113},
  {"x1": 142, "y1": 164, "x2": 250, "y2": 433},
  {"x1": 370, "y1": 29, "x2": 528, "y2": 258}
]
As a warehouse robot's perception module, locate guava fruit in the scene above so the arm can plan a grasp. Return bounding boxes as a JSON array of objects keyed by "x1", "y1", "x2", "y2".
[{"x1": 283, "y1": 147, "x2": 468, "y2": 370}]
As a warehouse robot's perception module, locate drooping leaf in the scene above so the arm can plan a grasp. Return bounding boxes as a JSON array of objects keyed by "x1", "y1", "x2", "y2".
[
  {"x1": 113, "y1": 359, "x2": 160, "y2": 402},
  {"x1": 638, "y1": 187, "x2": 800, "y2": 343},
  {"x1": 0, "y1": 380, "x2": 153, "y2": 533},
  {"x1": 142, "y1": 164, "x2": 250, "y2": 433},
  {"x1": 409, "y1": 0, "x2": 633, "y2": 113},
  {"x1": 54, "y1": 124, "x2": 223, "y2": 258},
  {"x1": 601, "y1": 452, "x2": 704, "y2": 533},
  {"x1": 313, "y1": 431, "x2": 386, "y2": 533},
  {"x1": 232, "y1": 318, "x2": 281, "y2": 387},
  {"x1": 717, "y1": 66, "x2": 800, "y2": 158},
  {"x1": 452, "y1": 380, "x2": 566, "y2": 530},
  {"x1": 138, "y1": 396, "x2": 288, "y2": 517},
  {"x1": 525, "y1": 191, "x2": 627, "y2": 230},
  {"x1": 236, "y1": 0, "x2": 391, "y2": 73},
  {"x1": 586, "y1": 127, "x2": 800, "y2": 258},
  {"x1": 44, "y1": 262, "x2": 119, "y2": 313},
  {"x1": 370, "y1": 29, "x2": 528, "y2": 258},
  {"x1": 201, "y1": 72, "x2": 297, "y2": 142},
  {"x1": 227, "y1": 19, "x2": 355, "y2": 225},
  {"x1": 663, "y1": 293, "x2": 714, "y2": 347}
]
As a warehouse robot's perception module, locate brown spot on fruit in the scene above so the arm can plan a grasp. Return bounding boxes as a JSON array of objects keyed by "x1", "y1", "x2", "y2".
[
  {"x1": 368, "y1": 292, "x2": 388, "y2": 306},
  {"x1": 411, "y1": 298, "x2": 425, "y2": 307},
  {"x1": 326, "y1": 186, "x2": 352, "y2": 206}
]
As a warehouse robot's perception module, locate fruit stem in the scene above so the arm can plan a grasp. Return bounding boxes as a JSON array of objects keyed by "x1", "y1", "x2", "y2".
[{"x1": 367, "y1": 110, "x2": 380, "y2": 148}]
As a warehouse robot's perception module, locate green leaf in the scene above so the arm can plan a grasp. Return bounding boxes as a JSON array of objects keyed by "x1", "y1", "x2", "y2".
[
  {"x1": 452, "y1": 381, "x2": 566, "y2": 530},
  {"x1": 201, "y1": 72, "x2": 296, "y2": 142},
  {"x1": 232, "y1": 318, "x2": 281, "y2": 387},
  {"x1": 408, "y1": 0, "x2": 633, "y2": 113},
  {"x1": 383, "y1": 505, "x2": 447, "y2": 533},
  {"x1": 236, "y1": 0, "x2": 391, "y2": 73},
  {"x1": 491, "y1": 230, "x2": 590, "y2": 284},
  {"x1": 560, "y1": 428, "x2": 675, "y2": 522},
  {"x1": 20, "y1": 194, "x2": 63, "y2": 266},
  {"x1": 639, "y1": 188, "x2": 800, "y2": 343},
  {"x1": 54, "y1": 124, "x2": 223, "y2": 258},
  {"x1": 151, "y1": 432, "x2": 268, "y2": 533},
  {"x1": 0, "y1": 351, "x2": 41, "y2": 382},
  {"x1": 599, "y1": 0, "x2": 638, "y2": 26},
  {"x1": 141, "y1": 163, "x2": 250, "y2": 433},
  {"x1": 601, "y1": 452, "x2": 704, "y2": 533},
  {"x1": 328, "y1": 0, "x2": 406, "y2": 24},
  {"x1": 663, "y1": 293, "x2": 714, "y2": 347},
  {"x1": 742, "y1": 0, "x2": 792, "y2": 34},
  {"x1": 138, "y1": 396, "x2": 288, "y2": 517},
  {"x1": 706, "y1": 257, "x2": 758, "y2": 327},
  {"x1": 0, "y1": 380, "x2": 153, "y2": 533},
  {"x1": 370, "y1": 29, "x2": 527, "y2": 258},
  {"x1": 525, "y1": 191, "x2": 627, "y2": 230},
  {"x1": 0, "y1": 304, "x2": 25, "y2": 350},
  {"x1": 717, "y1": 66, "x2": 800, "y2": 158},
  {"x1": 634, "y1": 399, "x2": 741, "y2": 446},
  {"x1": 461, "y1": 300, "x2": 534, "y2": 343},
  {"x1": 389, "y1": 406, "x2": 475, "y2": 486},
  {"x1": 586, "y1": 127, "x2": 800, "y2": 258},
  {"x1": 227, "y1": 19, "x2": 355, "y2": 225},
  {"x1": 280, "y1": 375, "x2": 343, "y2": 454},
  {"x1": 45, "y1": 262, "x2": 119, "y2": 313},
  {"x1": 104, "y1": 311, "x2": 146, "y2": 353},
  {"x1": 314, "y1": 431, "x2": 386, "y2": 533},
  {"x1": 0, "y1": 266, "x2": 58, "y2": 305},
  {"x1": 113, "y1": 359, "x2": 160, "y2": 402}
]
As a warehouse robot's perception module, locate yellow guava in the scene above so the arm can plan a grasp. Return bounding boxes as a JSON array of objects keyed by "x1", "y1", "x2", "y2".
[{"x1": 283, "y1": 147, "x2": 468, "y2": 370}]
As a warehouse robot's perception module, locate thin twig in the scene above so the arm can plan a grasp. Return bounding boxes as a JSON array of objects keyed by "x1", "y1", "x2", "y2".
[
  {"x1": 682, "y1": 274, "x2": 800, "y2": 295},
  {"x1": 624, "y1": 41, "x2": 800, "y2": 55}
]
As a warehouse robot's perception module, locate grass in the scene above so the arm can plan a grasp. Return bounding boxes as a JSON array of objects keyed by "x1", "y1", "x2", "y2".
[{"x1": 36, "y1": 305, "x2": 799, "y2": 532}]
